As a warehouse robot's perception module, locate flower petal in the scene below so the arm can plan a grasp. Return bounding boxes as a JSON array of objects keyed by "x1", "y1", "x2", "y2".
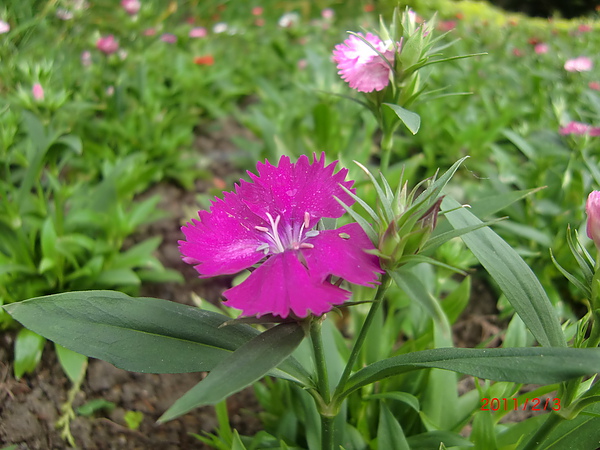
[
  {"x1": 179, "y1": 190, "x2": 265, "y2": 276},
  {"x1": 236, "y1": 153, "x2": 356, "y2": 228},
  {"x1": 223, "y1": 252, "x2": 350, "y2": 318},
  {"x1": 303, "y1": 223, "x2": 382, "y2": 287}
]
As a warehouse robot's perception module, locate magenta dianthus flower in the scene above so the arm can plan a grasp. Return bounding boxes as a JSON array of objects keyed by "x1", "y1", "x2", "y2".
[
  {"x1": 333, "y1": 32, "x2": 395, "y2": 93},
  {"x1": 180, "y1": 154, "x2": 382, "y2": 318},
  {"x1": 587, "y1": 191, "x2": 600, "y2": 248}
]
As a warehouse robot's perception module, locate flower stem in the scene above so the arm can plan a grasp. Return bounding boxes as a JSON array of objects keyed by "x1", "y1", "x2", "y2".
[
  {"x1": 310, "y1": 318, "x2": 330, "y2": 404},
  {"x1": 334, "y1": 273, "x2": 392, "y2": 398},
  {"x1": 380, "y1": 129, "x2": 395, "y2": 174},
  {"x1": 320, "y1": 415, "x2": 335, "y2": 450}
]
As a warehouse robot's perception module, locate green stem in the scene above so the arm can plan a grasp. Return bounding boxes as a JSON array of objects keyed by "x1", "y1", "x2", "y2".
[
  {"x1": 380, "y1": 129, "x2": 395, "y2": 174},
  {"x1": 320, "y1": 415, "x2": 335, "y2": 450},
  {"x1": 334, "y1": 273, "x2": 392, "y2": 399},
  {"x1": 310, "y1": 318, "x2": 330, "y2": 404},
  {"x1": 519, "y1": 412, "x2": 564, "y2": 450}
]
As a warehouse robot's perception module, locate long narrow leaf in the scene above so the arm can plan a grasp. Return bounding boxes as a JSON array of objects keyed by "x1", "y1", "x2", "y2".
[
  {"x1": 341, "y1": 347, "x2": 600, "y2": 398},
  {"x1": 443, "y1": 197, "x2": 565, "y2": 348},
  {"x1": 159, "y1": 322, "x2": 306, "y2": 422},
  {"x1": 3, "y1": 291, "x2": 311, "y2": 384}
]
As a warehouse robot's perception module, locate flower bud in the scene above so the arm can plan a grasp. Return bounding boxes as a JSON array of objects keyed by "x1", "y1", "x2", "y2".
[{"x1": 586, "y1": 191, "x2": 600, "y2": 247}]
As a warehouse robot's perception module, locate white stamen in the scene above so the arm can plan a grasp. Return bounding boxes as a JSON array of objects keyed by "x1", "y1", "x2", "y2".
[
  {"x1": 299, "y1": 243, "x2": 314, "y2": 249},
  {"x1": 255, "y1": 225, "x2": 270, "y2": 232},
  {"x1": 304, "y1": 211, "x2": 311, "y2": 229},
  {"x1": 305, "y1": 230, "x2": 319, "y2": 237}
]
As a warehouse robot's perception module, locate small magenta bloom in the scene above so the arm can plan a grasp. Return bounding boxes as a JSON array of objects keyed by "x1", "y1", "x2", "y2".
[
  {"x1": 96, "y1": 35, "x2": 119, "y2": 55},
  {"x1": 180, "y1": 154, "x2": 382, "y2": 318},
  {"x1": 587, "y1": 191, "x2": 600, "y2": 247},
  {"x1": 121, "y1": 0, "x2": 141, "y2": 15},
  {"x1": 333, "y1": 33, "x2": 395, "y2": 93},
  {"x1": 32, "y1": 83, "x2": 44, "y2": 101},
  {"x1": 564, "y1": 56, "x2": 593, "y2": 72},
  {"x1": 534, "y1": 43, "x2": 548, "y2": 54}
]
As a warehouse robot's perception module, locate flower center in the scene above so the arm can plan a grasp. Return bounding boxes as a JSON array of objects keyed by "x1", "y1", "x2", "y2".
[{"x1": 254, "y1": 211, "x2": 319, "y2": 255}]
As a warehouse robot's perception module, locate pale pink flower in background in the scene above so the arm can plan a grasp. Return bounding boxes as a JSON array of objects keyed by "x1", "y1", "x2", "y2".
[
  {"x1": 512, "y1": 48, "x2": 523, "y2": 57},
  {"x1": 96, "y1": 35, "x2": 119, "y2": 55},
  {"x1": 143, "y1": 28, "x2": 156, "y2": 36},
  {"x1": 118, "y1": 49, "x2": 128, "y2": 60},
  {"x1": 333, "y1": 32, "x2": 395, "y2": 93},
  {"x1": 438, "y1": 20, "x2": 456, "y2": 32},
  {"x1": 578, "y1": 24, "x2": 592, "y2": 33},
  {"x1": 560, "y1": 121, "x2": 598, "y2": 136},
  {"x1": 252, "y1": 6, "x2": 263, "y2": 16},
  {"x1": 564, "y1": 56, "x2": 593, "y2": 72},
  {"x1": 56, "y1": 8, "x2": 74, "y2": 20},
  {"x1": 121, "y1": 0, "x2": 141, "y2": 15},
  {"x1": 0, "y1": 20, "x2": 9, "y2": 34},
  {"x1": 321, "y1": 8, "x2": 334, "y2": 20},
  {"x1": 106, "y1": 86, "x2": 115, "y2": 96},
  {"x1": 534, "y1": 43, "x2": 548, "y2": 54},
  {"x1": 32, "y1": 83, "x2": 44, "y2": 101},
  {"x1": 587, "y1": 191, "x2": 600, "y2": 248},
  {"x1": 160, "y1": 33, "x2": 177, "y2": 44},
  {"x1": 189, "y1": 27, "x2": 207, "y2": 38},
  {"x1": 255, "y1": 18, "x2": 265, "y2": 27},
  {"x1": 297, "y1": 59, "x2": 308, "y2": 70},
  {"x1": 81, "y1": 50, "x2": 92, "y2": 67},
  {"x1": 589, "y1": 81, "x2": 600, "y2": 91}
]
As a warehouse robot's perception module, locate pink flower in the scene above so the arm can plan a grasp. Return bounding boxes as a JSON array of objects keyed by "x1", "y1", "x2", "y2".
[
  {"x1": 589, "y1": 81, "x2": 600, "y2": 91},
  {"x1": 534, "y1": 43, "x2": 548, "y2": 54},
  {"x1": 560, "y1": 121, "x2": 600, "y2": 136},
  {"x1": 189, "y1": 27, "x2": 207, "y2": 38},
  {"x1": 333, "y1": 32, "x2": 395, "y2": 93},
  {"x1": 587, "y1": 191, "x2": 600, "y2": 247},
  {"x1": 56, "y1": 8, "x2": 74, "y2": 20},
  {"x1": 321, "y1": 8, "x2": 334, "y2": 20},
  {"x1": 121, "y1": 0, "x2": 141, "y2": 15},
  {"x1": 180, "y1": 154, "x2": 382, "y2": 318},
  {"x1": 565, "y1": 56, "x2": 593, "y2": 72},
  {"x1": 96, "y1": 35, "x2": 119, "y2": 55},
  {"x1": 143, "y1": 28, "x2": 156, "y2": 36},
  {"x1": 32, "y1": 83, "x2": 44, "y2": 101},
  {"x1": 438, "y1": 20, "x2": 456, "y2": 32},
  {"x1": 0, "y1": 20, "x2": 9, "y2": 34},
  {"x1": 252, "y1": 6, "x2": 263, "y2": 16},
  {"x1": 578, "y1": 24, "x2": 592, "y2": 33},
  {"x1": 160, "y1": 33, "x2": 177, "y2": 44}
]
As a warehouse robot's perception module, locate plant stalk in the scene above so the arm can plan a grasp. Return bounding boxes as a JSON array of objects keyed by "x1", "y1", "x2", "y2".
[
  {"x1": 519, "y1": 412, "x2": 564, "y2": 450},
  {"x1": 380, "y1": 129, "x2": 395, "y2": 174},
  {"x1": 334, "y1": 273, "x2": 392, "y2": 398},
  {"x1": 310, "y1": 317, "x2": 330, "y2": 405}
]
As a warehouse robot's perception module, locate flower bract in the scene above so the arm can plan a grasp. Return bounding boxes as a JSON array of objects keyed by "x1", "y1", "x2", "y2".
[
  {"x1": 180, "y1": 154, "x2": 382, "y2": 318},
  {"x1": 333, "y1": 32, "x2": 395, "y2": 93}
]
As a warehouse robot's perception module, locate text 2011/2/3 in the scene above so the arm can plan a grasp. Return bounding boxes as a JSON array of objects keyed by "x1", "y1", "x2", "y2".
[{"x1": 480, "y1": 397, "x2": 561, "y2": 411}]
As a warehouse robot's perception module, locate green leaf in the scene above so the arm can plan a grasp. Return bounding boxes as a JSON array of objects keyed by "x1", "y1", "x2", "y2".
[
  {"x1": 76, "y1": 399, "x2": 116, "y2": 417},
  {"x1": 341, "y1": 347, "x2": 600, "y2": 398},
  {"x1": 538, "y1": 404, "x2": 600, "y2": 449},
  {"x1": 55, "y1": 343, "x2": 87, "y2": 385},
  {"x1": 443, "y1": 196, "x2": 565, "y2": 348},
  {"x1": 470, "y1": 411, "x2": 498, "y2": 449},
  {"x1": 366, "y1": 392, "x2": 420, "y2": 412},
  {"x1": 377, "y1": 402, "x2": 410, "y2": 450},
  {"x1": 14, "y1": 328, "x2": 45, "y2": 379},
  {"x1": 3, "y1": 291, "x2": 310, "y2": 384},
  {"x1": 406, "y1": 430, "x2": 474, "y2": 449},
  {"x1": 124, "y1": 411, "x2": 144, "y2": 430},
  {"x1": 159, "y1": 322, "x2": 306, "y2": 422},
  {"x1": 231, "y1": 430, "x2": 249, "y2": 450},
  {"x1": 383, "y1": 103, "x2": 421, "y2": 135}
]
